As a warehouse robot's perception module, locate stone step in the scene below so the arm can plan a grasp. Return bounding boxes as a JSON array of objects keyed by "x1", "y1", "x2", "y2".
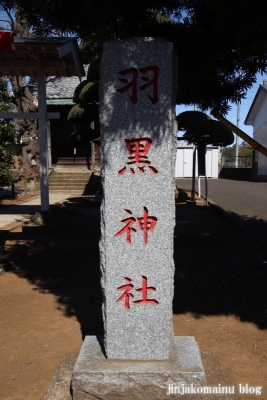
[
  {"x1": 48, "y1": 171, "x2": 93, "y2": 191},
  {"x1": 50, "y1": 171, "x2": 91, "y2": 176},
  {"x1": 48, "y1": 171, "x2": 101, "y2": 193},
  {"x1": 49, "y1": 172, "x2": 91, "y2": 178},
  {"x1": 49, "y1": 184, "x2": 89, "y2": 189},
  {"x1": 49, "y1": 184, "x2": 87, "y2": 190},
  {"x1": 57, "y1": 157, "x2": 88, "y2": 165},
  {"x1": 50, "y1": 172, "x2": 91, "y2": 176},
  {"x1": 53, "y1": 165, "x2": 92, "y2": 170},
  {"x1": 49, "y1": 178, "x2": 91, "y2": 183}
]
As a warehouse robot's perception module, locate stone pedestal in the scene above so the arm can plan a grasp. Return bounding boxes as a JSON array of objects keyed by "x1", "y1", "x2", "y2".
[{"x1": 71, "y1": 336, "x2": 206, "y2": 400}]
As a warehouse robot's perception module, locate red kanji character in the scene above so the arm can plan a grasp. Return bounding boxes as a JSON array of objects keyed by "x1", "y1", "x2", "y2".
[
  {"x1": 116, "y1": 277, "x2": 134, "y2": 310},
  {"x1": 137, "y1": 207, "x2": 157, "y2": 244},
  {"x1": 125, "y1": 138, "x2": 152, "y2": 165},
  {"x1": 115, "y1": 209, "x2": 136, "y2": 244},
  {"x1": 118, "y1": 138, "x2": 158, "y2": 175},
  {"x1": 139, "y1": 66, "x2": 159, "y2": 105},
  {"x1": 116, "y1": 65, "x2": 159, "y2": 105},
  {"x1": 116, "y1": 67, "x2": 138, "y2": 104},
  {"x1": 134, "y1": 276, "x2": 159, "y2": 305}
]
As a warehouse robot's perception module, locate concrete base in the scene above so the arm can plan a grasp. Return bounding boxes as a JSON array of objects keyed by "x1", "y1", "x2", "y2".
[
  {"x1": 71, "y1": 336, "x2": 206, "y2": 400},
  {"x1": 44, "y1": 353, "x2": 78, "y2": 400},
  {"x1": 44, "y1": 351, "x2": 234, "y2": 400}
]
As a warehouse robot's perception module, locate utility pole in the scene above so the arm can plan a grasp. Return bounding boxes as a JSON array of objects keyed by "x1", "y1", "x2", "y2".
[{"x1": 235, "y1": 101, "x2": 241, "y2": 167}]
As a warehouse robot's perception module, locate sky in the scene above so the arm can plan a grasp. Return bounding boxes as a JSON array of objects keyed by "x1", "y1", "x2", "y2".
[{"x1": 176, "y1": 71, "x2": 265, "y2": 141}]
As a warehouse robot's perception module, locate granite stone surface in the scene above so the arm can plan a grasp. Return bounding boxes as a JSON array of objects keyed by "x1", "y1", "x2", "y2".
[
  {"x1": 99, "y1": 37, "x2": 177, "y2": 360},
  {"x1": 71, "y1": 336, "x2": 206, "y2": 400},
  {"x1": 44, "y1": 353, "x2": 78, "y2": 400}
]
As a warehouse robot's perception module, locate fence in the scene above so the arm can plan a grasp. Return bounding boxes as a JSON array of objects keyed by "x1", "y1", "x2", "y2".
[{"x1": 221, "y1": 155, "x2": 253, "y2": 168}]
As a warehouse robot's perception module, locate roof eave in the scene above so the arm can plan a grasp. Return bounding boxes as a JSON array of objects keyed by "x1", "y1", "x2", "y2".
[
  {"x1": 245, "y1": 84, "x2": 267, "y2": 125},
  {"x1": 0, "y1": 36, "x2": 85, "y2": 78}
]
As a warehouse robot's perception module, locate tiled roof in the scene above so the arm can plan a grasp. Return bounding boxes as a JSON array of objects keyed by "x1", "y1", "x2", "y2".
[{"x1": 28, "y1": 65, "x2": 88, "y2": 100}]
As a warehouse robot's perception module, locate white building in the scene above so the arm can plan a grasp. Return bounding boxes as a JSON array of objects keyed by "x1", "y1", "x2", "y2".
[
  {"x1": 245, "y1": 80, "x2": 267, "y2": 176},
  {"x1": 175, "y1": 145, "x2": 218, "y2": 178}
]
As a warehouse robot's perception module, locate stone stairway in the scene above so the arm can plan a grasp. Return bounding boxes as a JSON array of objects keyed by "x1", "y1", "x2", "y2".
[{"x1": 49, "y1": 170, "x2": 93, "y2": 192}]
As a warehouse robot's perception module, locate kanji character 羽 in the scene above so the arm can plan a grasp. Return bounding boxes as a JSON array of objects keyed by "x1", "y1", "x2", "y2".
[
  {"x1": 116, "y1": 65, "x2": 159, "y2": 104},
  {"x1": 116, "y1": 67, "x2": 138, "y2": 104},
  {"x1": 139, "y1": 65, "x2": 159, "y2": 105}
]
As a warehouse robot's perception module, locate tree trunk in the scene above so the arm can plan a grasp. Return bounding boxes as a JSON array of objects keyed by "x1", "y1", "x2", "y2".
[{"x1": 8, "y1": 12, "x2": 40, "y2": 182}]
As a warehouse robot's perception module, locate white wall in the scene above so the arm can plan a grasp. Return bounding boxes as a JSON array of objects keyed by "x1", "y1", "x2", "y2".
[
  {"x1": 205, "y1": 147, "x2": 219, "y2": 178},
  {"x1": 175, "y1": 146, "x2": 218, "y2": 178},
  {"x1": 253, "y1": 96, "x2": 267, "y2": 175},
  {"x1": 253, "y1": 95, "x2": 267, "y2": 132}
]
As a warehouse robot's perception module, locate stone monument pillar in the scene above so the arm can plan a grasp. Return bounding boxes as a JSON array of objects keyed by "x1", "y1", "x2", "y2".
[
  {"x1": 72, "y1": 37, "x2": 206, "y2": 400},
  {"x1": 99, "y1": 37, "x2": 176, "y2": 361}
]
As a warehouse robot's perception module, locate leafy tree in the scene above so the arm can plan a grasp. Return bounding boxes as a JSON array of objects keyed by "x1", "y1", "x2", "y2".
[
  {"x1": 0, "y1": 3, "x2": 41, "y2": 180},
  {"x1": 222, "y1": 141, "x2": 253, "y2": 166},
  {"x1": 177, "y1": 111, "x2": 234, "y2": 146},
  {"x1": 0, "y1": 77, "x2": 17, "y2": 187},
  {"x1": 239, "y1": 141, "x2": 253, "y2": 158},
  {"x1": 67, "y1": 56, "x2": 101, "y2": 146},
  {"x1": 5, "y1": 0, "x2": 267, "y2": 114},
  {"x1": 222, "y1": 145, "x2": 236, "y2": 159}
]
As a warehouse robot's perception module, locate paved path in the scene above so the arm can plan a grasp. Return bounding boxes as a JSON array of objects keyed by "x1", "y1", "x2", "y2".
[
  {"x1": 1, "y1": 179, "x2": 267, "y2": 246},
  {"x1": 0, "y1": 191, "x2": 80, "y2": 229},
  {"x1": 176, "y1": 178, "x2": 267, "y2": 246}
]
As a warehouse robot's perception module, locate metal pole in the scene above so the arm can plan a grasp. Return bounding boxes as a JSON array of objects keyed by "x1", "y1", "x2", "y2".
[
  {"x1": 205, "y1": 176, "x2": 208, "y2": 206},
  {"x1": 47, "y1": 120, "x2": 52, "y2": 168},
  {"x1": 37, "y1": 66, "x2": 49, "y2": 211},
  {"x1": 205, "y1": 145, "x2": 208, "y2": 205},
  {"x1": 90, "y1": 122, "x2": 95, "y2": 171},
  {"x1": 192, "y1": 145, "x2": 196, "y2": 201},
  {"x1": 235, "y1": 101, "x2": 240, "y2": 168}
]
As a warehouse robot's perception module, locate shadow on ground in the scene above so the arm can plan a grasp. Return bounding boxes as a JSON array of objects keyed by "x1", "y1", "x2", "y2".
[{"x1": 1, "y1": 192, "x2": 267, "y2": 342}]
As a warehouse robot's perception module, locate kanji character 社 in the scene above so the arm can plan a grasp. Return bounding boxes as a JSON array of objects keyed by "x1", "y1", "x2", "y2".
[
  {"x1": 133, "y1": 276, "x2": 159, "y2": 305},
  {"x1": 116, "y1": 277, "x2": 134, "y2": 310},
  {"x1": 116, "y1": 276, "x2": 159, "y2": 309}
]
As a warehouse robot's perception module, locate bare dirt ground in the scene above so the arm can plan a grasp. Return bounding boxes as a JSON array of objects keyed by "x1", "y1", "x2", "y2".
[{"x1": 0, "y1": 191, "x2": 267, "y2": 400}]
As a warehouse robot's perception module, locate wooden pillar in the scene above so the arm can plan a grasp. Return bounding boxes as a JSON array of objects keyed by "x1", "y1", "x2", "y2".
[{"x1": 37, "y1": 66, "x2": 49, "y2": 211}]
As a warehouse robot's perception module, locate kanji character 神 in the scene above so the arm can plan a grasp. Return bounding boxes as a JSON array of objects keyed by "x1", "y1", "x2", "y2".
[
  {"x1": 114, "y1": 209, "x2": 136, "y2": 244},
  {"x1": 137, "y1": 207, "x2": 157, "y2": 244},
  {"x1": 115, "y1": 207, "x2": 157, "y2": 244},
  {"x1": 116, "y1": 65, "x2": 159, "y2": 104},
  {"x1": 118, "y1": 138, "x2": 158, "y2": 175},
  {"x1": 116, "y1": 276, "x2": 159, "y2": 310}
]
